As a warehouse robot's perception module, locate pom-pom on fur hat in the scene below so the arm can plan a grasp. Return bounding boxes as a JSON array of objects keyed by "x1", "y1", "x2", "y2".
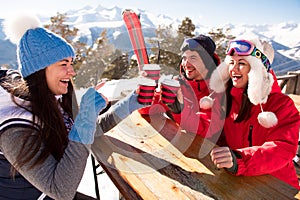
[
  {"x1": 201, "y1": 35, "x2": 278, "y2": 128},
  {"x1": 3, "y1": 14, "x2": 75, "y2": 78}
]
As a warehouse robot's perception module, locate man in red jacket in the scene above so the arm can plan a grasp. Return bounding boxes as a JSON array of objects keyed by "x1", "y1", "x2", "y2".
[
  {"x1": 139, "y1": 35, "x2": 221, "y2": 139},
  {"x1": 168, "y1": 35, "x2": 221, "y2": 136}
]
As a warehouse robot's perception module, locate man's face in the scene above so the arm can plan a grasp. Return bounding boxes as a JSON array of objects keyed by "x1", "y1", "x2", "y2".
[{"x1": 181, "y1": 50, "x2": 208, "y2": 80}]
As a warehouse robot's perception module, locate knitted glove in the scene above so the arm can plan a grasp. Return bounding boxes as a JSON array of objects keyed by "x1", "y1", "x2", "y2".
[{"x1": 69, "y1": 88, "x2": 107, "y2": 144}]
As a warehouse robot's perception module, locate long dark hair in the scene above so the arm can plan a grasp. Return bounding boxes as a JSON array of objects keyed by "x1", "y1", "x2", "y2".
[
  {"x1": 3, "y1": 69, "x2": 76, "y2": 170},
  {"x1": 225, "y1": 80, "x2": 252, "y2": 122}
]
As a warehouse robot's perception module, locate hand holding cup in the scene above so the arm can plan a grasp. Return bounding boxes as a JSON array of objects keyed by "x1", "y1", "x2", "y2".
[
  {"x1": 137, "y1": 77, "x2": 157, "y2": 105},
  {"x1": 160, "y1": 79, "x2": 180, "y2": 105}
]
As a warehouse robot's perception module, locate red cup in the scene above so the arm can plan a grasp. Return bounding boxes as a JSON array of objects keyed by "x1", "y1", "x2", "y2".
[
  {"x1": 137, "y1": 77, "x2": 157, "y2": 105},
  {"x1": 143, "y1": 64, "x2": 161, "y2": 83},
  {"x1": 161, "y1": 79, "x2": 180, "y2": 104}
]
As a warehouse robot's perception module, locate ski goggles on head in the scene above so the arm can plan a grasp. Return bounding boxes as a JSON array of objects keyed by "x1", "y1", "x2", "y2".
[
  {"x1": 226, "y1": 39, "x2": 271, "y2": 71},
  {"x1": 180, "y1": 38, "x2": 203, "y2": 52}
]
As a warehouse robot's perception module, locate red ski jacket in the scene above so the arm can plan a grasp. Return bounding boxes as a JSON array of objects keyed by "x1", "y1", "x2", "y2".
[
  {"x1": 170, "y1": 78, "x2": 212, "y2": 137},
  {"x1": 221, "y1": 87, "x2": 300, "y2": 189}
]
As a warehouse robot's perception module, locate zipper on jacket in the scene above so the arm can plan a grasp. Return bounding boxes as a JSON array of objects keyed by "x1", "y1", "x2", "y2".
[
  {"x1": 248, "y1": 125, "x2": 253, "y2": 147},
  {"x1": 197, "y1": 81, "x2": 200, "y2": 92}
]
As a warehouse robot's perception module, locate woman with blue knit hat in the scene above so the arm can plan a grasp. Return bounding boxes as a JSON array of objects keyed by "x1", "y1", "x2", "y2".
[
  {"x1": 0, "y1": 14, "x2": 146, "y2": 199},
  {"x1": 206, "y1": 35, "x2": 300, "y2": 189}
]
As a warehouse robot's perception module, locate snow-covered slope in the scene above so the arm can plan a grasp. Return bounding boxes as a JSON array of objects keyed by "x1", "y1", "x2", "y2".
[{"x1": 0, "y1": 4, "x2": 299, "y2": 75}]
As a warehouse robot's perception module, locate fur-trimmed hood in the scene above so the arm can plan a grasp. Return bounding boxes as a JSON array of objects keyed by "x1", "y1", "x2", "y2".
[{"x1": 201, "y1": 36, "x2": 279, "y2": 128}]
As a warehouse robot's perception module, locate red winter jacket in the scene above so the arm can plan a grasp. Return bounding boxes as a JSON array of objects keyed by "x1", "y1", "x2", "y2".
[
  {"x1": 170, "y1": 78, "x2": 212, "y2": 137},
  {"x1": 221, "y1": 87, "x2": 300, "y2": 189}
]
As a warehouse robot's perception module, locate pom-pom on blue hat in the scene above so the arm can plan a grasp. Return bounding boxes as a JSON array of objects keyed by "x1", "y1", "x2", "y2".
[{"x1": 3, "y1": 14, "x2": 75, "y2": 78}]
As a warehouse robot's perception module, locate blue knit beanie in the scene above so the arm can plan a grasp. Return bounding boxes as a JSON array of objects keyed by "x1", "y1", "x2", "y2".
[{"x1": 3, "y1": 14, "x2": 75, "y2": 78}]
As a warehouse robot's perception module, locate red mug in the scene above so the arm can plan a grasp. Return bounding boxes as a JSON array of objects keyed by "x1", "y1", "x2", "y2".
[
  {"x1": 161, "y1": 79, "x2": 180, "y2": 104},
  {"x1": 142, "y1": 64, "x2": 161, "y2": 83},
  {"x1": 137, "y1": 77, "x2": 157, "y2": 105}
]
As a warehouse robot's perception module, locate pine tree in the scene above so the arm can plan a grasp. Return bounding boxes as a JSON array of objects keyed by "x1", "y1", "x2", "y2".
[
  {"x1": 178, "y1": 17, "x2": 196, "y2": 38},
  {"x1": 102, "y1": 49, "x2": 129, "y2": 79},
  {"x1": 208, "y1": 28, "x2": 235, "y2": 61},
  {"x1": 148, "y1": 24, "x2": 183, "y2": 75},
  {"x1": 44, "y1": 13, "x2": 87, "y2": 71},
  {"x1": 74, "y1": 30, "x2": 116, "y2": 87},
  {"x1": 147, "y1": 17, "x2": 198, "y2": 75}
]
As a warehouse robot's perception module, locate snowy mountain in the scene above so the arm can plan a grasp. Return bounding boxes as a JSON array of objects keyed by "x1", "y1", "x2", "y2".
[{"x1": 0, "y1": 4, "x2": 299, "y2": 75}]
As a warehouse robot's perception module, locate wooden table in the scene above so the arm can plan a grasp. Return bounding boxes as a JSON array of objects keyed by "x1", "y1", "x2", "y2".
[{"x1": 91, "y1": 110, "x2": 300, "y2": 200}]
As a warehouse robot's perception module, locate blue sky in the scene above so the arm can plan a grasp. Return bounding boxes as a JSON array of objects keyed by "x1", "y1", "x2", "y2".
[{"x1": 1, "y1": 0, "x2": 299, "y2": 26}]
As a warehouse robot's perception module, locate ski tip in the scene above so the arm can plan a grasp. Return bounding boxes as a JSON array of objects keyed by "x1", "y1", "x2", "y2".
[
  {"x1": 121, "y1": 9, "x2": 133, "y2": 16},
  {"x1": 121, "y1": 8, "x2": 140, "y2": 17}
]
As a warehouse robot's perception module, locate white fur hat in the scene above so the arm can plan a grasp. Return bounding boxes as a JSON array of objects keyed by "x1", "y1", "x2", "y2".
[{"x1": 201, "y1": 35, "x2": 278, "y2": 128}]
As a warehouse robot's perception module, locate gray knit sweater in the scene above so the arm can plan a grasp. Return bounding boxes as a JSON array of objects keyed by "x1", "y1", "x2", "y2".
[{"x1": 0, "y1": 87, "x2": 143, "y2": 200}]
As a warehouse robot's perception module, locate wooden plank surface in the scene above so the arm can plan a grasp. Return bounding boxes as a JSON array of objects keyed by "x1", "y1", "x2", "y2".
[{"x1": 92, "y1": 111, "x2": 300, "y2": 200}]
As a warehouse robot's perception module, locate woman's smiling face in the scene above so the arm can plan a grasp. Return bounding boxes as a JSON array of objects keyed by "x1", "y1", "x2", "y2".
[
  {"x1": 228, "y1": 53, "x2": 251, "y2": 89},
  {"x1": 45, "y1": 57, "x2": 76, "y2": 95}
]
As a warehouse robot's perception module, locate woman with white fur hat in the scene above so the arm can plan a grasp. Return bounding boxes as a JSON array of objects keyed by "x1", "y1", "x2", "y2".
[
  {"x1": 207, "y1": 36, "x2": 300, "y2": 189},
  {"x1": 0, "y1": 14, "x2": 145, "y2": 199}
]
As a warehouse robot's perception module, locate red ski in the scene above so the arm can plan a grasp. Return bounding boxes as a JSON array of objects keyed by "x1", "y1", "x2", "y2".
[{"x1": 122, "y1": 9, "x2": 149, "y2": 71}]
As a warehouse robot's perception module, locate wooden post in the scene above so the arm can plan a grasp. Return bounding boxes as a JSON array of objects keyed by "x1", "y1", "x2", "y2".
[
  {"x1": 288, "y1": 71, "x2": 300, "y2": 95},
  {"x1": 277, "y1": 71, "x2": 300, "y2": 95}
]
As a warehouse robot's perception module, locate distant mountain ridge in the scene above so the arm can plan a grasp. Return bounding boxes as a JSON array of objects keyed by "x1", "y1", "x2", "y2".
[{"x1": 0, "y1": 4, "x2": 299, "y2": 75}]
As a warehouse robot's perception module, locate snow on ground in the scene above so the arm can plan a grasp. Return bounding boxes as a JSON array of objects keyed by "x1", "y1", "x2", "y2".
[
  {"x1": 97, "y1": 78, "x2": 140, "y2": 101},
  {"x1": 77, "y1": 155, "x2": 120, "y2": 199},
  {"x1": 76, "y1": 74, "x2": 173, "y2": 102}
]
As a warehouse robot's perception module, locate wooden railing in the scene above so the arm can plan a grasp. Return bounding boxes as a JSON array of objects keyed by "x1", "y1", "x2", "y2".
[{"x1": 277, "y1": 71, "x2": 300, "y2": 95}]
